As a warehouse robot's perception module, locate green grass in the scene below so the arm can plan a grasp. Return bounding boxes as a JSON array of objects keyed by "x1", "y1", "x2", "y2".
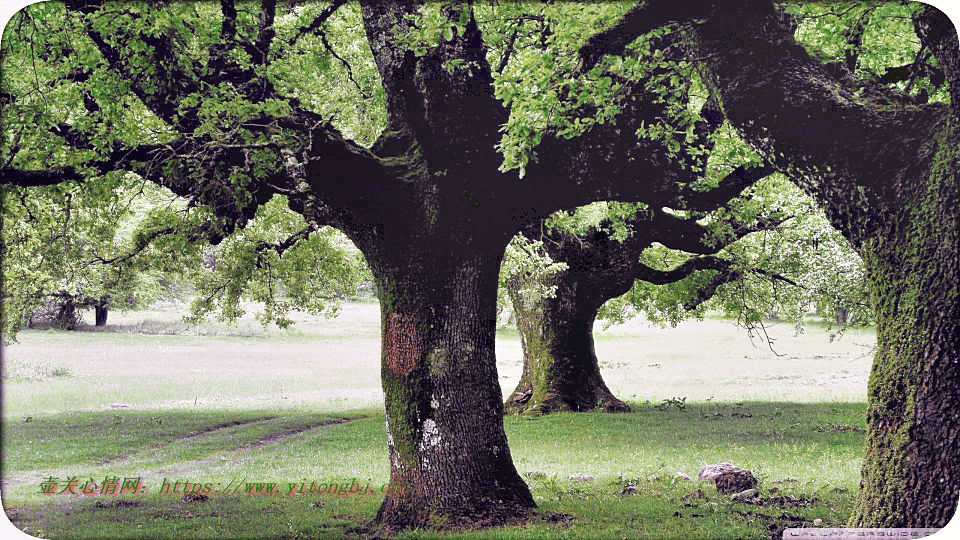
[{"x1": 2, "y1": 301, "x2": 875, "y2": 538}]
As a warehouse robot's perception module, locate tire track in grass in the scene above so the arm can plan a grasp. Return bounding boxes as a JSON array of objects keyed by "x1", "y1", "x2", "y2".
[
  {"x1": 232, "y1": 414, "x2": 367, "y2": 453},
  {"x1": 126, "y1": 414, "x2": 373, "y2": 489},
  {"x1": 95, "y1": 416, "x2": 280, "y2": 465}
]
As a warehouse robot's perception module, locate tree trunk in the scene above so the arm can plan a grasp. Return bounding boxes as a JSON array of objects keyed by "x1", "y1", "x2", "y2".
[
  {"x1": 94, "y1": 299, "x2": 108, "y2": 327},
  {"x1": 505, "y1": 270, "x2": 630, "y2": 415},
  {"x1": 850, "y1": 121, "x2": 960, "y2": 527},
  {"x1": 366, "y1": 245, "x2": 536, "y2": 531},
  {"x1": 834, "y1": 306, "x2": 848, "y2": 327},
  {"x1": 55, "y1": 294, "x2": 78, "y2": 330},
  {"x1": 678, "y1": 3, "x2": 960, "y2": 526}
]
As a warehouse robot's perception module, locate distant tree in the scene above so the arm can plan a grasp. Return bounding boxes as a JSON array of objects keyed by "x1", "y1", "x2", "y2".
[
  {"x1": 1, "y1": 174, "x2": 204, "y2": 337},
  {"x1": 499, "y1": 174, "x2": 831, "y2": 415},
  {"x1": 184, "y1": 194, "x2": 369, "y2": 329}
]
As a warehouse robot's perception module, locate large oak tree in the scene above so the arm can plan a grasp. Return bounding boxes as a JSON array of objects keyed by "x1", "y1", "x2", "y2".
[{"x1": 1, "y1": 0, "x2": 749, "y2": 528}]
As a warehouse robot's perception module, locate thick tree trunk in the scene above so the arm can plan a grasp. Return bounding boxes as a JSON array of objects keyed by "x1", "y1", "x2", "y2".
[
  {"x1": 366, "y1": 245, "x2": 536, "y2": 531},
  {"x1": 94, "y1": 301, "x2": 108, "y2": 327},
  {"x1": 505, "y1": 271, "x2": 630, "y2": 415},
  {"x1": 678, "y1": 3, "x2": 960, "y2": 526},
  {"x1": 850, "y1": 122, "x2": 960, "y2": 527}
]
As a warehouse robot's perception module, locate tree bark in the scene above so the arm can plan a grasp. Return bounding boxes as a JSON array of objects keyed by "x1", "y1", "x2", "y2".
[
  {"x1": 505, "y1": 269, "x2": 631, "y2": 415},
  {"x1": 364, "y1": 241, "x2": 536, "y2": 530},
  {"x1": 850, "y1": 121, "x2": 960, "y2": 527},
  {"x1": 94, "y1": 304, "x2": 108, "y2": 327}
]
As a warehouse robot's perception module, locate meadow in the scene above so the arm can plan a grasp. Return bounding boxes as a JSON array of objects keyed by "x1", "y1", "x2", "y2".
[{"x1": 2, "y1": 300, "x2": 877, "y2": 539}]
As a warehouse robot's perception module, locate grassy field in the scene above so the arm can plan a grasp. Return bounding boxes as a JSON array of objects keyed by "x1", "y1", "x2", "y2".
[{"x1": 2, "y1": 300, "x2": 878, "y2": 539}]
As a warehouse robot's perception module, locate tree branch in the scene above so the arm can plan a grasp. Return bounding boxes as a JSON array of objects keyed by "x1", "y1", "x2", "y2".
[
  {"x1": 673, "y1": 164, "x2": 776, "y2": 212},
  {"x1": 577, "y1": 1, "x2": 715, "y2": 73}
]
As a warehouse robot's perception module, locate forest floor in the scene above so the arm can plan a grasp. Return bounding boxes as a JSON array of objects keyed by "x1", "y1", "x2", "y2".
[{"x1": 2, "y1": 300, "x2": 877, "y2": 539}]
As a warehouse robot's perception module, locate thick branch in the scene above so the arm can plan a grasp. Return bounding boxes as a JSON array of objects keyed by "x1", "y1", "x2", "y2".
[
  {"x1": 914, "y1": 3, "x2": 960, "y2": 115},
  {"x1": 673, "y1": 164, "x2": 775, "y2": 212},
  {"x1": 633, "y1": 254, "x2": 731, "y2": 285},
  {"x1": 577, "y1": 1, "x2": 714, "y2": 72},
  {"x1": 0, "y1": 168, "x2": 84, "y2": 187}
]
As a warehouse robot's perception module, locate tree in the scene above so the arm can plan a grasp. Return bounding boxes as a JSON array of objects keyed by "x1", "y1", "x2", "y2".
[
  {"x1": 578, "y1": 0, "x2": 960, "y2": 527},
  {"x1": 1, "y1": 0, "x2": 769, "y2": 528},
  {"x1": 500, "y1": 185, "x2": 798, "y2": 415},
  {"x1": 1, "y1": 173, "x2": 201, "y2": 337}
]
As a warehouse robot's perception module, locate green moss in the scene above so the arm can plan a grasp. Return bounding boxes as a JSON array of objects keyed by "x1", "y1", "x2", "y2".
[
  {"x1": 381, "y1": 372, "x2": 419, "y2": 461},
  {"x1": 850, "y1": 118, "x2": 959, "y2": 526},
  {"x1": 427, "y1": 348, "x2": 449, "y2": 376}
]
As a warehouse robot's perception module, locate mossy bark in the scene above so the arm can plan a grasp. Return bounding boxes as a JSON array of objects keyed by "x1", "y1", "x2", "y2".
[
  {"x1": 849, "y1": 119, "x2": 960, "y2": 527},
  {"x1": 682, "y1": 2, "x2": 960, "y2": 526},
  {"x1": 504, "y1": 267, "x2": 632, "y2": 416},
  {"x1": 364, "y1": 242, "x2": 536, "y2": 531}
]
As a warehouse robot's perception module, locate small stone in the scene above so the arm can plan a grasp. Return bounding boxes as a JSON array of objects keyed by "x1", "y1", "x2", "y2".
[
  {"x1": 731, "y1": 488, "x2": 758, "y2": 502},
  {"x1": 568, "y1": 473, "x2": 593, "y2": 482},
  {"x1": 181, "y1": 492, "x2": 208, "y2": 503},
  {"x1": 618, "y1": 485, "x2": 639, "y2": 495},
  {"x1": 813, "y1": 518, "x2": 823, "y2": 526},
  {"x1": 524, "y1": 470, "x2": 548, "y2": 479},
  {"x1": 675, "y1": 472, "x2": 692, "y2": 482}
]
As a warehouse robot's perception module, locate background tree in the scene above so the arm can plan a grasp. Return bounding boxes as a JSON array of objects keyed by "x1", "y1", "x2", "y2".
[
  {"x1": 499, "y1": 169, "x2": 870, "y2": 416},
  {"x1": 579, "y1": 0, "x2": 959, "y2": 527},
  {"x1": 1, "y1": 174, "x2": 201, "y2": 337}
]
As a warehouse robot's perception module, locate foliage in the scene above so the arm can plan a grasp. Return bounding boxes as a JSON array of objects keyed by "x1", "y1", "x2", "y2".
[
  {"x1": 186, "y1": 195, "x2": 368, "y2": 329},
  {"x1": 784, "y1": 1, "x2": 948, "y2": 103},
  {"x1": 1, "y1": 175, "x2": 200, "y2": 339},
  {"x1": 497, "y1": 234, "x2": 567, "y2": 325}
]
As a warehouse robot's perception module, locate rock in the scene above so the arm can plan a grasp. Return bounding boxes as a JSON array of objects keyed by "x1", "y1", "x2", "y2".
[
  {"x1": 524, "y1": 470, "x2": 548, "y2": 479},
  {"x1": 568, "y1": 473, "x2": 593, "y2": 482},
  {"x1": 731, "y1": 488, "x2": 758, "y2": 502},
  {"x1": 675, "y1": 472, "x2": 692, "y2": 482},
  {"x1": 513, "y1": 390, "x2": 533, "y2": 404},
  {"x1": 715, "y1": 470, "x2": 758, "y2": 495},
  {"x1": 697, "y1": 462, "x2": 742, "y2": 482},
  {"x1": 182, "y1": 492, "x2": 208, "y2": 503},
  {"x1": 697, "y1": 463, "x2": 758, "y2": 495},
  {"x1": 617, "y1": 485, "x2": 639, "y2": 495}
]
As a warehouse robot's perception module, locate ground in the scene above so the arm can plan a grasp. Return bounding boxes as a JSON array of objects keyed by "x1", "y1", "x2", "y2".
[{"x1": 2, "y1": 300, "x2": 878, "y2": 538}]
